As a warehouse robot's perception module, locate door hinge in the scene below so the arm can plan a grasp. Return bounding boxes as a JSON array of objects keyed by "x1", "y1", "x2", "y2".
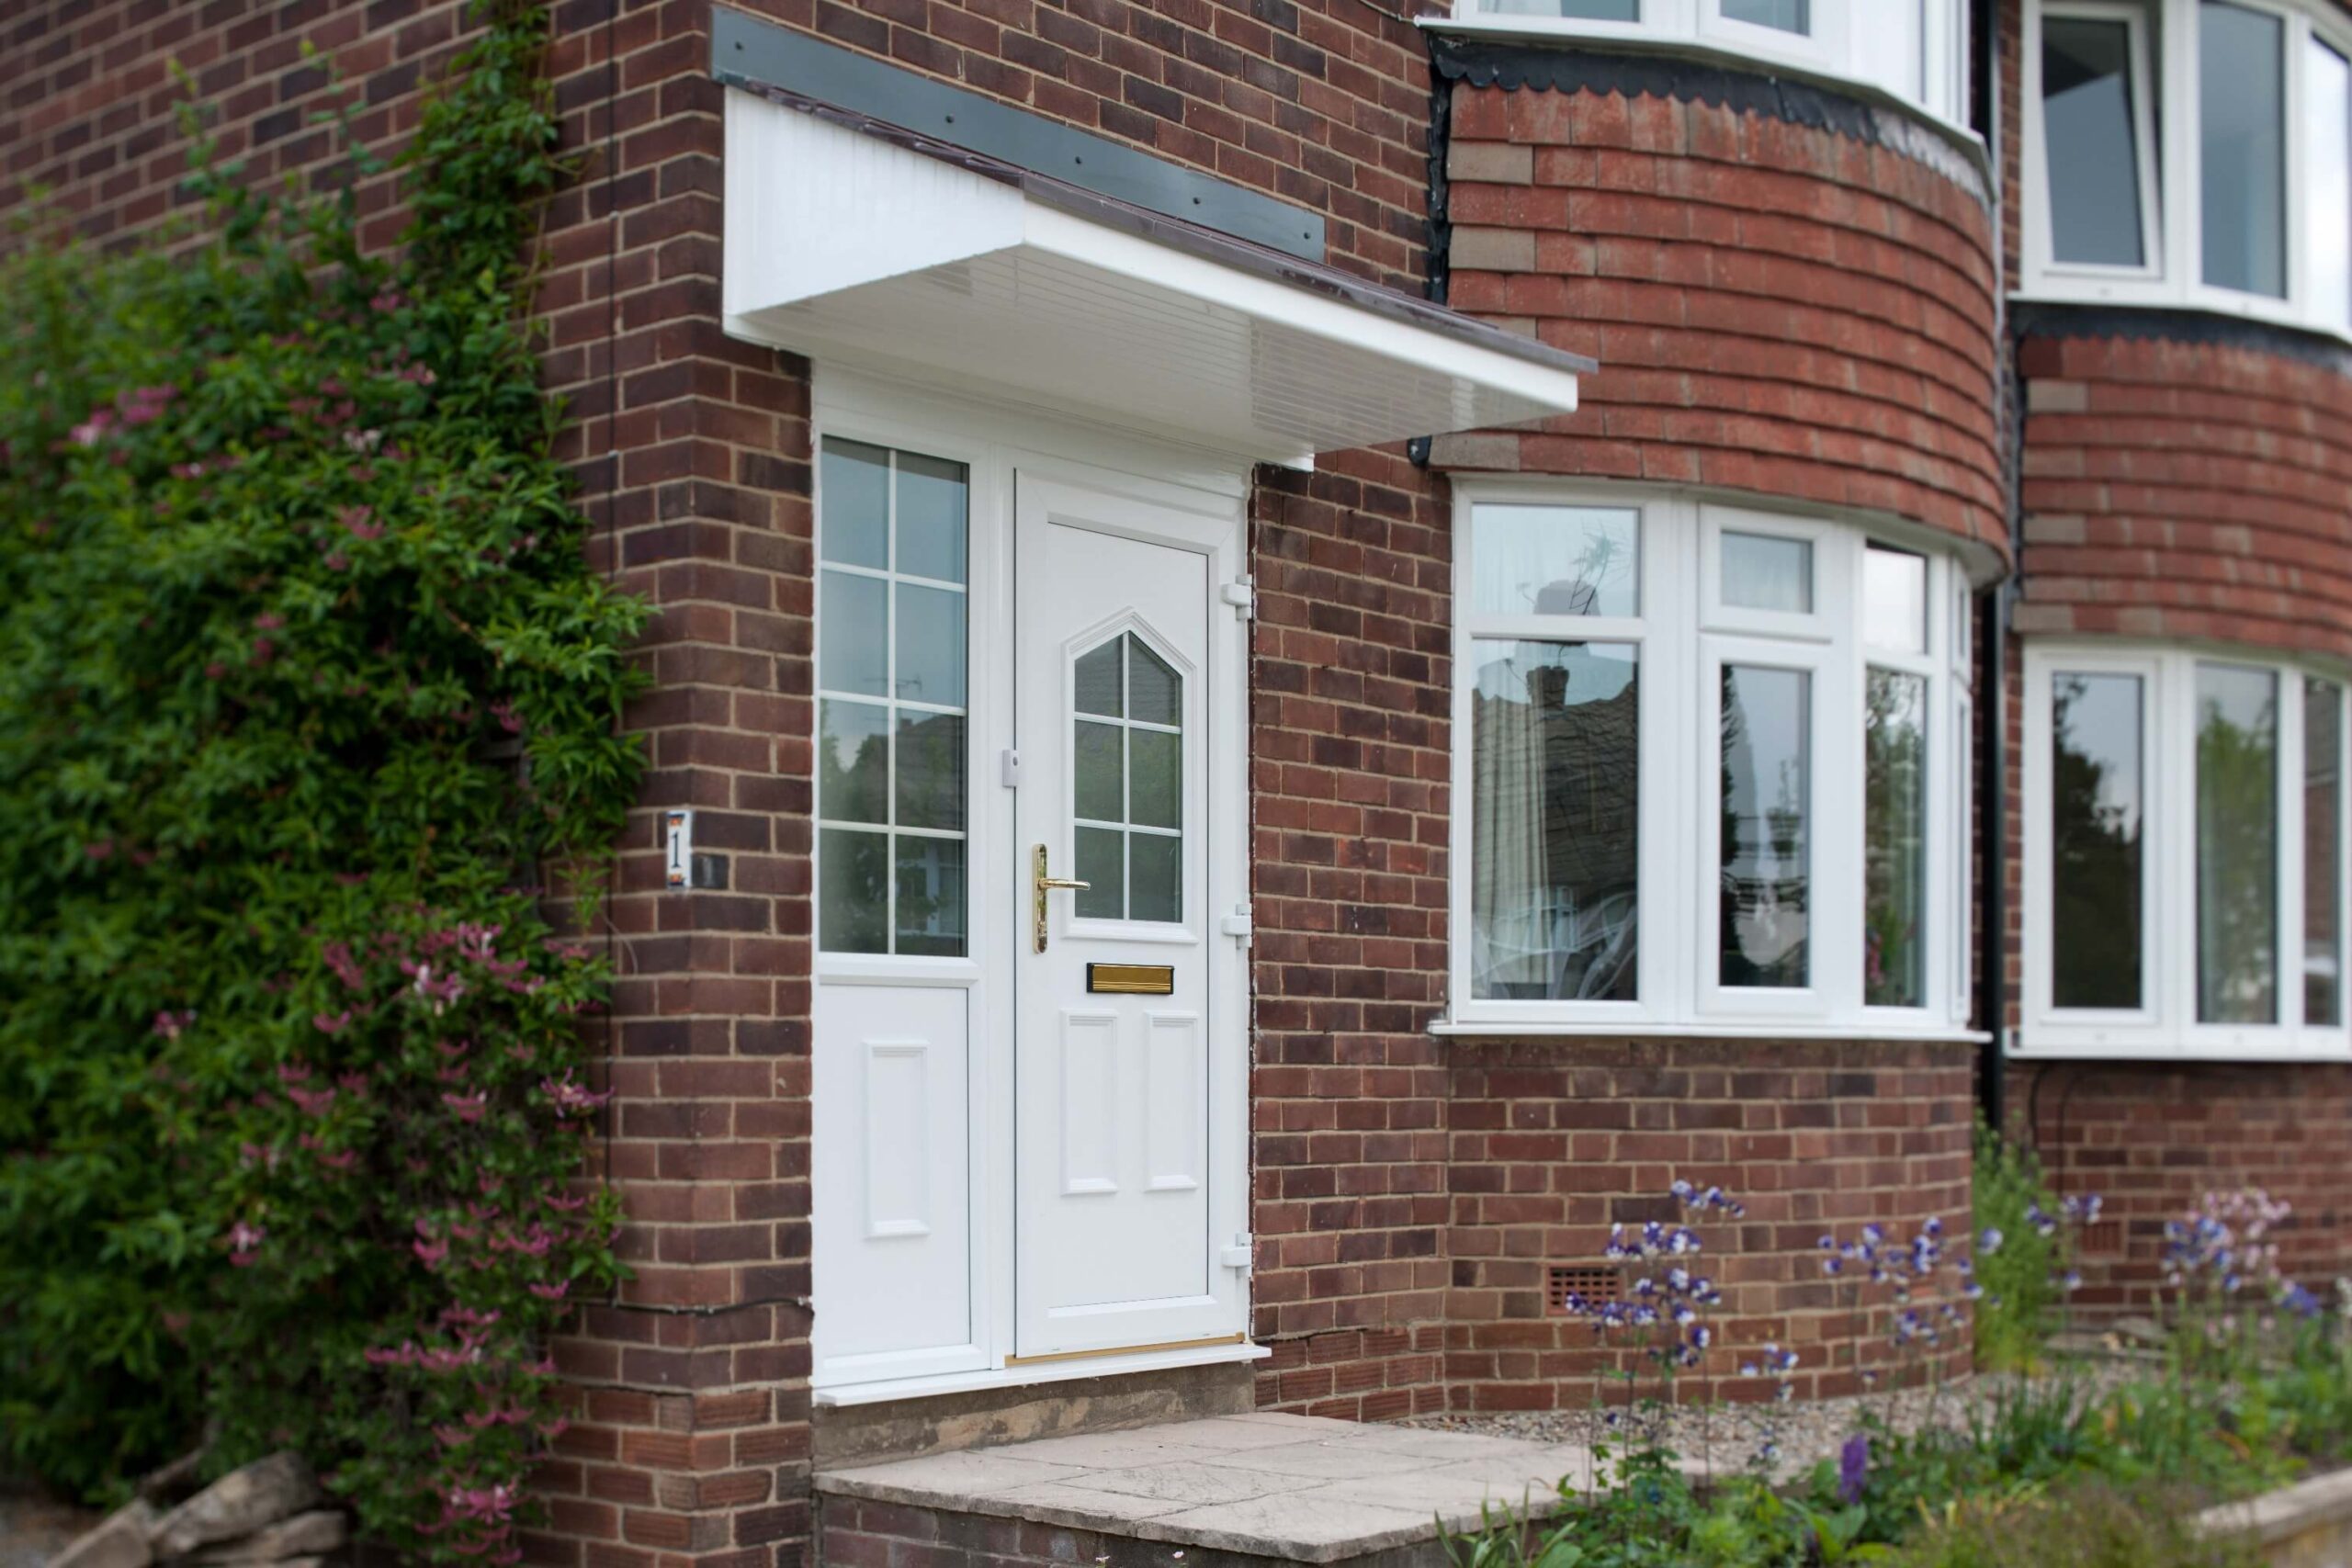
[
  {"x1": 1220, "y1": 904, "x2": 1252, "y2": 945},
  {"x1": 1001, "y1": 748, "x2": 1022, "y2": 788},
  {"x1": 1220, "y1": 578, "x2": 1256, "y2": 619},
  {"x1": 1220, "y1": 1234, "x2": 1254, "y2": 1270}
]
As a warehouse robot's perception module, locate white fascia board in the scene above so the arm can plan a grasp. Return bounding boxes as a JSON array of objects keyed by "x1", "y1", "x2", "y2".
[{"x1": 1018, "y1": 205, "x2": 1584, "y2": 421}]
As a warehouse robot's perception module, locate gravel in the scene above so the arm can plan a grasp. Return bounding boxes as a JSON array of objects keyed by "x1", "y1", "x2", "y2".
[{"x1": 1404, "y1": 1361, "x2": 2146, "y2": 1485}]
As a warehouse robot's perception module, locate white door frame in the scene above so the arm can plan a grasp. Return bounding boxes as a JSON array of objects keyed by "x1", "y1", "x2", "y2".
[{"x1": 808, "y1": 366, "x2": 1261, "y2": 1403}]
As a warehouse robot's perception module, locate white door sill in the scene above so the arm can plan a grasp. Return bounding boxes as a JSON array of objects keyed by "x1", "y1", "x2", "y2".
[{"x1": 812, "y1": 1338, "x2": 1270, "y2": 1408}]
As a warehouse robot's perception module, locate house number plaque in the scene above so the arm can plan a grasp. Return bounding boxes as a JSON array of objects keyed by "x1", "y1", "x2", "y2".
[{"x1": 1087, "y1": 963, "x2": 1175, "y2": 996}]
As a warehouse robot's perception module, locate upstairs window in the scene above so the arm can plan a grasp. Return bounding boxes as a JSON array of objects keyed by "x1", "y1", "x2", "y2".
[
  {"x1": 2022, "y1": 645, "x2": 2350, "y2": 1059},
  {"x1": 1438, "y1": 0, "x2": 1967, "y2": 125},
  {"x1": 2025, "y1": 0, "x2": 2352, "y2": 339}
]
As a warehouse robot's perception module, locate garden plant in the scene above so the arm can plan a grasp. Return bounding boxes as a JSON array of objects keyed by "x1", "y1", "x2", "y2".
[{"x1": 0, "y1": 3, "x2": 645, "y2": 1562}]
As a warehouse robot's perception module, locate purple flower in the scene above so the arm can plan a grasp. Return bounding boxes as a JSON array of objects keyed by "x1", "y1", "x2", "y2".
[{"x1": 1838, "y1": 1432, "x2": 1871, "y2": 1504}]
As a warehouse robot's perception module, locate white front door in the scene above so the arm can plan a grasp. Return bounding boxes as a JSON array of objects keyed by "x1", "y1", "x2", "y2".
[
  {"x1": 1012, "y1": 476, "x2": 1243, "y2": 1359},
  {"x1": 808, "y1": 384, "x2": 1250, "y2": 1394}
]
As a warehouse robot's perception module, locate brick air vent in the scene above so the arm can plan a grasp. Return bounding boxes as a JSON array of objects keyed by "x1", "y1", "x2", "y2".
[
  {"x1": 1547, "y1": 1267, "x2": 1623, "y2": 1314},
  {"x1": 2078, "y1": 1219, "x2": 2124, "y2": 1258}
]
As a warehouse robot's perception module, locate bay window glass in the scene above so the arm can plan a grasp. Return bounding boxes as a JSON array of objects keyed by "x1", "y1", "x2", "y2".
[
  {"x1": 1720, "y1": 665, "x2": 1812, "y2": 988},
  {"x1": 2195, "y1": 664, "x2": 2279, "y2": 1022},
  {"x1": 1454, "y1": 492, "x2": 1968, "y2": 1032},
  {"x1": 1471, "y1": 641, "x2": 1641, "y2": 1000},
  {"x1": 2049, "y1": 672, "x2": 2146, "y2": 1010},
  {"x1": 2040, "y1": 14, "x2": 2152, "y2": 269},
  {"x1": 2309, "y1": 39, "x2": 2352, "y2": 333},
  {"x1": 1723, "y1": 0, "x2": 1808, "y2": 32},
  {"x1": 818, "y1": 436, "x2": 970, "y2": 956},
  {"x1": 2028, "y1": 649, "x2": 2351, "y2": 1056},
  {"x1": 2199, "y1": 3, "x2": 2287, "y2": 298},
  {"x1": 2029, "y1": 0, "x2": 2352, "y2": 339},
  {"x1": 1439, "y1": 0, "x2": 1962, "y2": 122},
  {"x1": 2307, "y1": 680, "x2": 2344, "y2": 1025}
]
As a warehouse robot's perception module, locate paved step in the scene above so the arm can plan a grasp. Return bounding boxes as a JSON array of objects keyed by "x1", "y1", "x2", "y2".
[{"x1": 813, "y1": 1412, "x2": 1596, "y2": 1566}]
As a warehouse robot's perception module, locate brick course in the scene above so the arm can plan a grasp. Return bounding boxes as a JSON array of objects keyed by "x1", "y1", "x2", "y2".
[{"x1": 1438, "y1": 79, "x2": 2007, "y2": 559}]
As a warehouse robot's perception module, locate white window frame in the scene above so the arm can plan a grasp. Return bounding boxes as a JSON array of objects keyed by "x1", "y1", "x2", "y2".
[
  {"x1": 1424, "y1": 0, "x2": 1969, "y2": 127},
  {"x1": 2020, "y1": 0, "x2": 2352, "y2": 344},
  {"x1": 2019, "y1": 641, "x2": 2352, "y2": 1062},
  {"x1": 1442, "y1": 482, "x2": 1975, "y2": 1039}
]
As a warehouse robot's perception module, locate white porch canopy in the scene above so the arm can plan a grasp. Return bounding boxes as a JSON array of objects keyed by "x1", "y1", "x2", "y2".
[{"x1": 720, "y1": 89, "x2": 1589, "y2": 467}]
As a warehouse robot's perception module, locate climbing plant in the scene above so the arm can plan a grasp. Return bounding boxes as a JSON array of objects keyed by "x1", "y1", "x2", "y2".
[{"x1": 0, "y1": 4, "x2": 644, "y2": 1560}]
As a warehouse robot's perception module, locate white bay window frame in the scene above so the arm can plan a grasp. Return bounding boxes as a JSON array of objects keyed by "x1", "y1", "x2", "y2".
[
  {"x1": 2019, "y1": 642, "x2": 2352, "y2": 1062},
  {"x1": 1426, "y1": 0, "x2": 1968, "y2": 128},
  {"x1": 1443, "y1": 485, "x2": 1973, "y2": 1039},
  {"x1": 2021, "y1": 0, "x2": 2352, "y2": 342}
]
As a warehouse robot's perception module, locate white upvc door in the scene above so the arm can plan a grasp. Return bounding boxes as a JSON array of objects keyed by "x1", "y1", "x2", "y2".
[{"x1": 1010, "y1": 474, "x2": 1248, "y2": 1360}]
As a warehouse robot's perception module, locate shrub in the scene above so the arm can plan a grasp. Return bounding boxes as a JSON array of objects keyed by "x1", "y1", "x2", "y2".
[
  {"x1": 1883, "y1": 1482, "x2": 2255, "y2": 1568},
  {"x1": 0, "y1": 3, "x2": 644, "y2": 1558},
  {"x1": 1971, "y1": 1121, "x2": 2059, "y2": 1371}
]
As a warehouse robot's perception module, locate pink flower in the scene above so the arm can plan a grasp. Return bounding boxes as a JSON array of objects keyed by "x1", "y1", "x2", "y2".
[
  {"x1": 527, "y1": 1280, "x2": 571, "y2": 1300},
  {"x1": 413, "y1": 1236, "x2": 449, "y2": 1269},
  {"x1": 152, "y1": 1010, "x2": 190, "y2": 1040},
  {"x1": 84, "y1": 840, "x2": 113, "y2": 860},
  {"x1": 227, "y1": 1220, "x2": 266, "y2": 1267},
  {"x1": 70, "y1": 409, "x2": 115, "y2": 446},
  {"x1": 441, "y1": 1091, "x2": 487, "y2": 1123},
  {"x1": 339, "y1": 505, "x2": 383, "y2": 540},
  {"x1": 288, "y1": 1086, "x2": 335, "y2": 1117},
  {"x1": 253, "y1": 612, "x2": 284, "y2": 631},
  {"x1": 312, "y1": 1010, "x2": 351, "y2": 1035},
  {"x1": 539, "y1": 1071, "x2": 610, "y2": 1115}
]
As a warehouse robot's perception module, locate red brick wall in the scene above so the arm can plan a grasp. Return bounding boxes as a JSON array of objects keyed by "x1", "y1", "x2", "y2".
[
  {"x1": 1444, "y1": 1039, "x2": 1977, "y2": 1408},
  {"x1": 2012, "y1": 1062, "x2": 2352, "y2": 1317},
  {"x1": 1437, "y1": 80, "x2": 2007, "y2": 559},
  {"x1": 1248, "y1": 452, "x2": 1458, "y2": 1422},
  {"x1": 2013, "y1": 332, "x2": 2352, "y2": 663}
]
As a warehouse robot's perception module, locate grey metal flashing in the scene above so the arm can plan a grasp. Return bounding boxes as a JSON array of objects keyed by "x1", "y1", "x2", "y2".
[
  {"x1": 711, "y1": 6, "x2": 1325, "y2": 263},
  {"x1": 2012, "y1": 300, "x2": 2352, "y2": 378},
  {"x1": 727, "y1": 76, "x2": 1599, "y2": 382}
]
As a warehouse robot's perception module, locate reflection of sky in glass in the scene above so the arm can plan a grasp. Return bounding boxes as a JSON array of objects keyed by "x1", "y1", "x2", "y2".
[
  {"x1": 1863, "y1": 547, "x2": 1928, "y2": 653},
  {"x1": 2042, "y1": 18, "x2": 2146, "y2": 267},
  {"x1": 2200, "y1": 1, "x2": 2287, "y2": 299},
  {"x1": 1471, "y1": 506, "x2": 1640, "y2": 618},
  {"x1": 2053, "y1": 672, "x2": 2141, "y2": 833},
  {"x1": 2309, "y1": 40, "x2": 2352, "y2": 334}
]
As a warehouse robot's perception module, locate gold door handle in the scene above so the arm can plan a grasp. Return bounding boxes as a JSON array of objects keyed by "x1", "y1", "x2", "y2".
[{"x1": 1033, "y1": 843, "x2": 1091, "y2": 953}]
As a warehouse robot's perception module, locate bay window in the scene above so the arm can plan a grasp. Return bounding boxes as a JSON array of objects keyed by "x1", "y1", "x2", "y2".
[
  {"x1": 2025, "y1": 0, "x2": 2352, "y2": 339},
  {"x1": 2022, "y1": 646, "x2": 2352, "y2": 1058},
  {"x1": 1449, "y1": 490, "x2": 1974, "y2": 1036},
  {"x1": 1431, "y1": 0, "x2": 1968, "y2": 126}
]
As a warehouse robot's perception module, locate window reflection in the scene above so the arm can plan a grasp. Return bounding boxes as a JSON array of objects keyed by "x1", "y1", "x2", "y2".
[
  {"x1": 1720, "y1": 665, "x2": 1811, "y2": 988},
  {"x1": 2195, "y1": 663, "x2": 2278, "y2": 1023},
  {"x1": 2199, "y1": 1, "x2": 2288, "y2": 298},
  {"x1": 2051, "y1": 673, "x2": 2144, "y2": 1010},
  {"x1": 2307, "y1": 681, "x2": 2343, "y2": 1027},
  {"x1": 1866, "y1": 670, "x2": 1928, "y2": 1008},
  {"x1": 1471, "y1": 641, "x2": 1640, "y2": 1001},
  {"x1": 2041, "y1": 17, "x2": 2147, "y2": 268}
]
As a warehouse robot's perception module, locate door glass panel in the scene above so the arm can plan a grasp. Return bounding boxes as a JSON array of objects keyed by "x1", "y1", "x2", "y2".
[
  {"x1": 1070, "y1": 632, "x2": 1184, "y2": 922},
  {"x1": 1866, "y1": 669, "x2": 1929, "y2": 1008},
  {"x1": 820, "y1": 571, "x2": 888, "y2": 697},
  {"x1": 2308, "y1": 681, "x2": 2343, "y2": 1027},
  {"x1": 1469, "y1": 640, "x2": 1640, "y2": 1002},
  {"x1": 2200, "y1": 1, "x2": 2287, "y2": 298},
  {"x1": 2051, "y1": 672, "x2": 2145, "y2": 1010},
  {"x1": 820, "y1": 437, "x2": 890, "y2": 569},
  {"x1": 1469, "y1": 504, "x2": 1640, "y2": 618},
  {"x1": 896, "y1": 583, "x2": 967, "y2": 705},
  {"x1": 817, "y1": 439, "x2": 969, "y2": 955},
  {"x1": 896, "y1": 452, "x2": 968, "y2": 582},
  {"x1": 1074, "y1": 722, "x2": 1125, "y2": 822},
  {"x1": 1720, "y1": 664, "x2": 1811, "y2": 988},
  {"x1": 2197, "y1": 662, "x2": 2278, "y2": 1023},
  {"x1": 1075, "y1": 640, "x2": 1124, "y2": 717},
  {"x1": 1722, "y1": 532, "x2": 1814, "y2": 614},
  {"x1": 2041, "y1": 17, "x2": 2147, "y2": 268}
]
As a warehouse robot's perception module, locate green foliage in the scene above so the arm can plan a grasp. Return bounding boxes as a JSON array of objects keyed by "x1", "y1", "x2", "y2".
[
  {"x1": 0, "y1": 2, "x2": 645, "y2": 1558},
  {"x1": 1971, "y1": 1122, "x2": 2059, "y2": 1372},
  {"x1": 1882, "y1": 1482, "x2": 2256, "y2": 1568}
]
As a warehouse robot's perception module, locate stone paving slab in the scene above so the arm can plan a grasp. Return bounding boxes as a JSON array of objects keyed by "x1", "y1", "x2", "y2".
[{"x1": 816, "y1": 1413, "x2": 1589, "y2": 1563}]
